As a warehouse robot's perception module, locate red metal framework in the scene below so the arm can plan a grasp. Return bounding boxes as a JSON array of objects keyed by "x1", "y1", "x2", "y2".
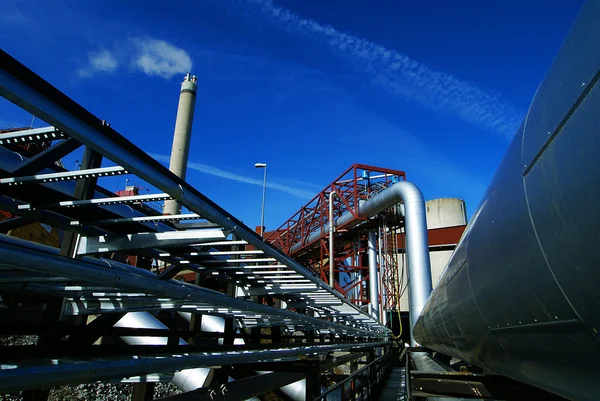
[
  {"x1": 265, "y1": 164, "x2": 467, "y2": 312},
  {"x1": 266, "y1": 164, "x2": 406, "y2": 257},
  {"x1": 265, "y1": 165, "x2": 405, "y2": 307}
]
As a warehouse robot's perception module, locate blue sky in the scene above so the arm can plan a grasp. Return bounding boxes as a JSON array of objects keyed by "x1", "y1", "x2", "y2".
[{"x1": 0, "y1": 0, "x2": 584, "y2": 230}]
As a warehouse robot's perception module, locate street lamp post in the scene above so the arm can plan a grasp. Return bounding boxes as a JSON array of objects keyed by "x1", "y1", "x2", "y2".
[{"x1": 254, "y1": 163, "x2": 267, "y2": 237}]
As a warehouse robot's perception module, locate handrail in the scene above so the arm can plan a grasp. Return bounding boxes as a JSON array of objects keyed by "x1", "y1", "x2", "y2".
[{"x1": 314, "y1": 347, "x2": 398, "y2": 401}]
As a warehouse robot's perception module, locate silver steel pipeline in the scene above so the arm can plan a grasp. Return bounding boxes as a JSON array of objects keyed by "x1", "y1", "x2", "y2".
[
  {"x1": 179, "y1": 313, "x2": 308, "y2": 401},
  {"x1": 290, "y1": 181, "x2": 432, "y2": 342},
  {"x1": 115, "y1": 312, "x2": 212, "y2": 391},
  {"x1": 411, "y1": 352, "x2": 460, "y2": 401},
  {"x1": 367, "y1": 230, "x2": 379, "y2": 321}
]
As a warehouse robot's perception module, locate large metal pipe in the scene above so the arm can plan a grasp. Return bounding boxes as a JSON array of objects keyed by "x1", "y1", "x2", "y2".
[
  {"x1": 179, "y1": 313, "x2": 308, "y2": 401},
  {"x1": 292, "y1": 181, "x2": 432, "y2": 342},
  {"x1": 367, "y1": 230, "x2": 379, "y2": 321},
  {"x1": 414, "y1": 2, "x2": 600, "y2": 400},
  {"x1": 0, "y1": 234, "x2": 381, "y2": 338},
  {"x1": 115, "y1": 312, "x2": 212, "y2": 392},
  {"x1": 164, "y1": 73, "x2": 197, "y2": 216}
]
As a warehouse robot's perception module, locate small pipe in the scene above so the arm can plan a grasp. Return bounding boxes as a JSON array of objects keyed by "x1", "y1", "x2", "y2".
[
  {"x1": 368, "y1": 230, "x2": 379, "y2": 321},
  {"x1": 328, "y1": 192, "x2": 336, "y2": 287},
  {"x1": 377, "y1": 227, "x2": 387, "y2": 326}
]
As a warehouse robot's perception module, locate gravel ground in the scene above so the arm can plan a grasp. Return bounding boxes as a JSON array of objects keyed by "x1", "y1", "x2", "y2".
[
  {"x1": 0, "y1": 335, "x2": 38, "y2": 346},
  {"x1": 0, "y1": 336, "x2": 181, "y2": 401},
  {"x1": 48, "y1": 382, "x2": 180, "y2": 401},
  {"x1": 0, "y1": 382, "x2": 181, "y2": 401}
]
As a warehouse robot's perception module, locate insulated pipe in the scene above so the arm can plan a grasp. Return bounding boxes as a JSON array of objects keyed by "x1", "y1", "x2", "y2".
[
  {"x1": 328, "y1": 192, "x2": 336, "y2": 286},
  {"x1": 177, "y1": 313, "x2": 244, "y2": 346},
  {"x1": 367, "y1": 230, "x2": 379, "y2": 321},
  {"x1": 115, "y1": 312, "x2": 212, "y2": 392},
  {"x1": 179, "y1": 313, "x2": 308, "y2": 401},
  {"x1": 291, "y1": 181, "x2": 432, "y2": 342},
  {"x1": 280, "y1": 379, "x2": 308, "y2": 401},
  {"x1": 411, "y1": 352, "x2": 460, "y2": 401},
  {"x1": 164, "y1": 73, "x2": 197, "y2": 216},
  {"x1": 0, "y1": 234, "x2": 382, "y2": 338},
  {"x1": 377, "y1": 230, "x2": 387, "y2": 327}
]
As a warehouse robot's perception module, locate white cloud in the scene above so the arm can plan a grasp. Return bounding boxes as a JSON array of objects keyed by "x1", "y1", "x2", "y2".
[
  {"x1": 77, "y1": 50, "x2": 118, "y2": 78},
  {"x1": 150, "y1": 154, "x2": 315, "y2": 199},
  {"x1": 76, "y1": 38, "x2": 192, "y2": 80},
  {"x1": 219, "y1": 0, "x2": 522, "y2": 138},
  {"x1": 131, "y1": 38, "x2": 192, "y2": 79}
]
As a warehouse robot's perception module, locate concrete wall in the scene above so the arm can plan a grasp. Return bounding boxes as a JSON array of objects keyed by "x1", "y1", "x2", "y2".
[
  {"x1": 425, "y1": 198, "x2": 467, "y2": 229},
  {"x1": 397, "y1": 198, "x2": 467, "y2": 312},
  {"x1": 398, "y1": 250, "x2": 453, "y2": 312}
]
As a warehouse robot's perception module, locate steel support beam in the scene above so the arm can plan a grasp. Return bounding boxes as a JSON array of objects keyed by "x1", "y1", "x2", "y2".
[
  {"x1": 0, "y1": 165, "x2": 127, "y2": 186},
  {"x1": 0, "y1": 342, "x2": 387, "y2": 393},
  {"x1": 409, "y1": 370, "x2": 569, "y2": 401},
  {"x1": 77, "y1": 228, "x2": 228, "y2": 255},
  {"x1": 11, "y1": 137, "x2": 81, "y2": 176},
  {"x1": 0, "y1": 236, "x2": 386, "y2": 337},
  {"x1": 70, "y1": 213, "x2": 203, "y2": 226},
  {"x1": 155, "y1": 372, "x2": 305, "y2": 401},
  {"x1": 0, "y1": 126, "x2": 65, "y2": 145},
  {"x1": 61, "y1": 146, "x2": 103, "y2": 258},
  {"x1": 18, "y1": 193, "x2": 171, "y2": 211},
  {"x1": 131, "y1": 382, "x2": 155, "y2": 401},
  {"x1": 0, "y1": 216, "x2": 28, "y2": 233}
]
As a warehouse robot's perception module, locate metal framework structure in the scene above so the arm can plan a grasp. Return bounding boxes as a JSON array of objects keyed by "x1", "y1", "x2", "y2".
[
  {"x1": 265, "y1": 165, "x2": 406, "y2": 305},
  {"x1": 0, "y1": 50, "x2": 391, "y2": 399},
  {"x1": 267, "y1": 164, "x2": 405, "y2": 257}
]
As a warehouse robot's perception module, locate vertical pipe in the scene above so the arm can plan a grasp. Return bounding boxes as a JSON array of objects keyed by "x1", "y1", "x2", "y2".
[
  {"x1": 398, "y1": 184, "x2": 433, "y2": 346},
  {"x1": 378, "y1": 228, "x2": 388, "y2": 326},
  {"x1": 328, "y1": 192, "x2": 336, "y2": 287},
  {"x1": 164, "y1": 73, "x2": 197, "y2": 216},
  {"x1": 368, "y1": 230, "x2": 380, "y2": 321}
]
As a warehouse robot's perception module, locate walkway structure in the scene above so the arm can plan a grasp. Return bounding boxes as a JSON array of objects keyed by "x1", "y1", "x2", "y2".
[{"x1": 0, "y1": 50, "x2": 391, "y2": 400}]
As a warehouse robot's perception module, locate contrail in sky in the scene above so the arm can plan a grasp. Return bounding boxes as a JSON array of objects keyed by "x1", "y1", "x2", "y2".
[
  {"x1": 151, "y1": 154, "x2": 315, "y2": 199},
  {"x1": 217, "y1": 0, "x2": 523, "y2": 138}
]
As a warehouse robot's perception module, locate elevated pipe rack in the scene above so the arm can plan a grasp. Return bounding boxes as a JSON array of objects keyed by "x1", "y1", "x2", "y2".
[{"x1": 0, "y1": 49, "x2": 390, "y2": 397}]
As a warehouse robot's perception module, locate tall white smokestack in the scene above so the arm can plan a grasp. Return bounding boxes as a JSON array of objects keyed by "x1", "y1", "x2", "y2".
[{"x1": 164, "y1": 73, "x2": 197, "y2": 215}]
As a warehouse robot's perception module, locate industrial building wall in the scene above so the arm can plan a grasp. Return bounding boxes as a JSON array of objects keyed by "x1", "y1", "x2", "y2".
[{"x1": 398, "y1": 198, "x2": 467, "y2": 312}]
